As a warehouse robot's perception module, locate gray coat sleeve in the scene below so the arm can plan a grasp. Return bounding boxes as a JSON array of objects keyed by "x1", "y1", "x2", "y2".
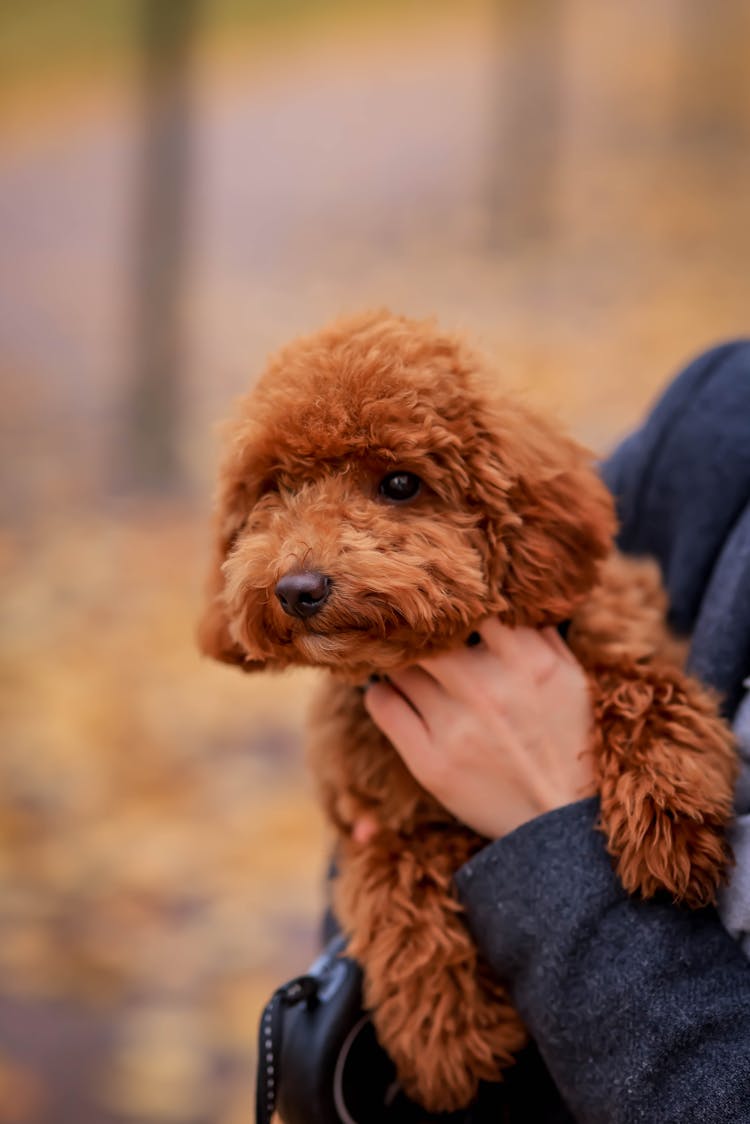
[{"x1": 454, "y1": 798, "x2": 750, "y2": 1124}]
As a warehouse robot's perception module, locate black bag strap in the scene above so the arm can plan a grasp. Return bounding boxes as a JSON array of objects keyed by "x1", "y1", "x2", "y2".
[{"x1": 256, "y1": 975, "x2": 319, "y2": 1124}]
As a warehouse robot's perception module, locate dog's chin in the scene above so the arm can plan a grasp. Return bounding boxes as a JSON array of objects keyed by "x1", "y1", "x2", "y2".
[
  {"x1": 294, "y1": 631, "x2": 420, "y2": 680},
  {"x1": 251, "y1": 619, "x2": 474, "y2": 682}
]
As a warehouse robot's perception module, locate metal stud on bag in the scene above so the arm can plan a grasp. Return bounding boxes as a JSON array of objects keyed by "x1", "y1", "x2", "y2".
[{"x1": 256, "y1": 976, "x2": 320, "y2": 1124}]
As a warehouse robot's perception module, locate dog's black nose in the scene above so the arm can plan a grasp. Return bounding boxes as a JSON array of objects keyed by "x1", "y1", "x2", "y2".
[{"x1": 275, "y1": 571, "x2": 331, "y2": 619}]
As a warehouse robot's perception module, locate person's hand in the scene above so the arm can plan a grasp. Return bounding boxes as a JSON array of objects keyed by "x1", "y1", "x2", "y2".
[{"x1": 361, "y1": 619, "x2": 595, "y2": 840}]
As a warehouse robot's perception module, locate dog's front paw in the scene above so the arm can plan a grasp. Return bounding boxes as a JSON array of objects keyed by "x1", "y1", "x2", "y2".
[
  {"x1": 600, "y1": 749, "x2": 734, "y2": 907},
  {"x1": 603, "y1": 784, "x2": 731, "y2": 907},
  {"x1": 594, "y1": 667, "x2": 737, "y2": 907}
]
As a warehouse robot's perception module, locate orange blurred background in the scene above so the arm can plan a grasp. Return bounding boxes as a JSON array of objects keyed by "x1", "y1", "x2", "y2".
[{"x1": 1, "y1": 1, "x2": 749, "y2": 1120}]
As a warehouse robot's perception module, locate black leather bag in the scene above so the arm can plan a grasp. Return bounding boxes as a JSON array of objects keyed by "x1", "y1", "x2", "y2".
[{"x1": 255, "y1": 935, "x2": 425, "y2": 1124}]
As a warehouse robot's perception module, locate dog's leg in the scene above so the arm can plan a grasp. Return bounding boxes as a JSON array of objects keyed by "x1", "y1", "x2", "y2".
[
  {"x1": 310, "y1": 678, "x2": 525, "y2": 1109},
  {"x1": 334, "y1": 829, "x2": 526, "y2": 1113},
  {"x1": 591, "y1": 664, "x2": 737, "y2": 907}
]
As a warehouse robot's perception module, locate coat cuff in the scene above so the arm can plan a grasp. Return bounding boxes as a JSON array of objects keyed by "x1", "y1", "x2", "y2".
[{"x1": 454, "y1": 797, "x2": 624, "y2": 982}]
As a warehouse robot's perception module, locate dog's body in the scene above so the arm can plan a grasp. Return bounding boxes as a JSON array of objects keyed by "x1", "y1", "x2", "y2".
[{"x1": 200, "y1": 313, "x2": 737, "y2": 1112}]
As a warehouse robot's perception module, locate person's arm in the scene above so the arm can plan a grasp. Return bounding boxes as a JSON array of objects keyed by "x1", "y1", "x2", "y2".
[
  {"x1": 364, "y1": 623, "x2": 750, "y2": 1124},
  {"x1": 455, "y1": 799, "x2": 750, "y2": 1124}
]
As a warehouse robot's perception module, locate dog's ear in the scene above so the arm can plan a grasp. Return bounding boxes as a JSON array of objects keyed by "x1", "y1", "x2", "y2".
[
  {"x1": 468, "y1": 399, "x2": 616, "y2": 625},
  {"x1": 197, "y1": 476, "x2": 268, "y2": 673}
]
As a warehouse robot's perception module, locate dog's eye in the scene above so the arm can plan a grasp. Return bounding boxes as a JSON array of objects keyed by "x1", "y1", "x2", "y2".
[{"x1": 378, "y1": 471, "x2": 421, "y2": 502}]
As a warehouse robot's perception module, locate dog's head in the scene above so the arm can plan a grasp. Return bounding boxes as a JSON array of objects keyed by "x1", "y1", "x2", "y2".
[{"x1": 198, "y1": 312, "x2": 616, "y2": 679}]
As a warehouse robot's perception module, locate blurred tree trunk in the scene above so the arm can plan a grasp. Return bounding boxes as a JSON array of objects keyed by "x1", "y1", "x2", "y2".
[
  {"x1": 121, "y1": 0, "x2": 200, "y2": 495},
  {"x1": 486, "y1": 0, "x2": 564, "y2": 248},
  {"x1": 673, "y1": 0, "x2": 749, "y2": 147}
]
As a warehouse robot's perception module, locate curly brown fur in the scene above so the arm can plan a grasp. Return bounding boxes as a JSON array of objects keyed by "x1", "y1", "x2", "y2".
[{"x1": 199, "y1": 312, "x2": 737, "y2": 1112}]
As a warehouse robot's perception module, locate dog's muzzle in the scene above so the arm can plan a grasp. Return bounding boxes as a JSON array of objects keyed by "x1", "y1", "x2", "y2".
[{"x1": 275, "y1": 570, "x2": 332, "y2": 619}]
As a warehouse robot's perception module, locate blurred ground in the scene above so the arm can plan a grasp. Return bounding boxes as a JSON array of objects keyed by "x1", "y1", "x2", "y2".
[{"x1": 1, "y1": 1, "x2": 749, "y2": 1121}]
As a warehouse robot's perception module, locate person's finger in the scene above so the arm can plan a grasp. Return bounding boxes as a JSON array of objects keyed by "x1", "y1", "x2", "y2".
[
  {"x1": 387, "y1": 666, "x2": 447, "y2": 731},
  {"x1": 363, "y1": 681, "x2": 431, "y2": 766},
  {"x1": 479, "y1": 616, "x2": 532, "y2": 659},
  {"x1": 351, "y1": 814, "x2": 379, "y2": 845},
  {"x1": 542, "y1": 625, "x2": 576, "y2": 662},
  {"x1": 480, "y1": 618, "x2": 565, "y2": 682},
  {"x1": 414, "y1": 641, "x2": 489, "y2": 695}
]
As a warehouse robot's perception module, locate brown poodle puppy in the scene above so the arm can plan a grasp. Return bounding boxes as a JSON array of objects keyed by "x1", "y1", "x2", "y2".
[{"x1": 199, "y1": 312, "x2": 737, "y2": 1112}]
